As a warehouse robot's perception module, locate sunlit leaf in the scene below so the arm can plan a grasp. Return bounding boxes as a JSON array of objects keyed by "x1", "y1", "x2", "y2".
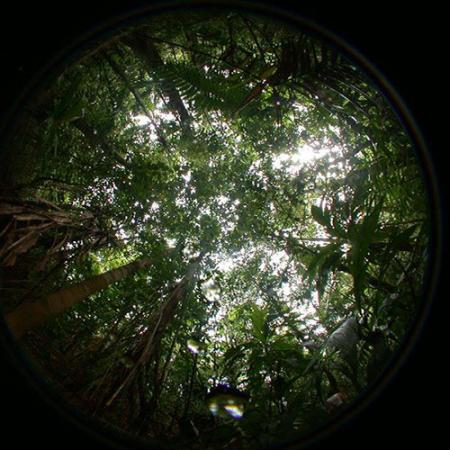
[{"x1": 251, "y1": 305, "x2": 268, "y2": 340}]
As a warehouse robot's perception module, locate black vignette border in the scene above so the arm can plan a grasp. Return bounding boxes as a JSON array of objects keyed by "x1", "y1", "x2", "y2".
[{"x1": 0, "y1": 1, "x2": 446, "y2": 449}]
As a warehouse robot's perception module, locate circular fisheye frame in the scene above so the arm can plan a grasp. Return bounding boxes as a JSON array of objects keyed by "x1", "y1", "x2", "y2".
[{"x1": 0, "y1": 2, "x2": 441, "y2": 450}]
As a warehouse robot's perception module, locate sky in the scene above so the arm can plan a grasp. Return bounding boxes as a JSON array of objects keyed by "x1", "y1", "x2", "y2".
[{"x1": 129, "y1": 113, "x2": 342, "y2": 342}]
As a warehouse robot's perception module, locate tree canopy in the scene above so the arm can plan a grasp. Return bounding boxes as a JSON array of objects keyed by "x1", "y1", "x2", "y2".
[{"x1": 0, "y1": 9, "x2": 430, "y2": 449}]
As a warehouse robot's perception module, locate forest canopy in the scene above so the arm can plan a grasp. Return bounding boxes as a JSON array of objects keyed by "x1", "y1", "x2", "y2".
[{"x1": 0, "y1": 9, "x2": 430, "y2": 450}]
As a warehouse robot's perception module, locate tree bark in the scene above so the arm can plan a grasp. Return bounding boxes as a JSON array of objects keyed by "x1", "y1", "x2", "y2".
[
  {"x1": 5, "y1": 256, "x2": 154, "y2": 339},
  {"x1": 105, "y1": 254, "x2": 202, "y2": 406},
  {"x1": 71, "y1": 117, "x2": 128, "y2": 167},
  {"x1": 123, "y1": 34, "x2": 192, "y2": 129},
  {"x1": 102, "y1": 50, "x2": 168, "y2": 148}
]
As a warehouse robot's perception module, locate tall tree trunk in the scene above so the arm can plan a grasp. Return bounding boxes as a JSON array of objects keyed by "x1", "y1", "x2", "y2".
[
  {"x1": 102, "y1": 50, "x2": 168, "y2": 148},
  {"x1": 105, "y1": 255, "x2": 202, "y2": 407},
  {"x1": 5, "y1": 256, "x2": 155, "y2": 339},
  {"x1": 123, "y1": 34, "x2": 192, "y2": 130}
]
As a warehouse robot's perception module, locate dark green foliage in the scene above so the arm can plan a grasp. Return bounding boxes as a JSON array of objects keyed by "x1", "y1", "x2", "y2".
[{"x1": 0, "y1": 9, "x2": 429, "y2": 450}]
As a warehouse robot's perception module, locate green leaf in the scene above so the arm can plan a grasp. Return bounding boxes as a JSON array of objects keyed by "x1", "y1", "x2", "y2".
[
  {"x1": 330, "y1": 216, "x2": 347, "y2": 238},
  {"x1": 349, "y1": 200, "x2": 384, "y2": 302},
  {"x1": 54, "y1": 97, "x2": 85, "y2": 123},
  {"x1": 222, "y1": 342, "x2": 252, "y2": 365},
  {"x1": 392, "y1": 224, "x2": 417, "y2": 246},
  {"x1": 363, "y1": 200, "x2": 384, "y2": 238},
  {"x1": 311, "y1": 205, "x2": 347, "y2": 238},
  {"x1": 251, "y1": 305, "x2": 268, "y2": 340},
  {"x1": 271, "y1": 337, "x2": 295, "y2": 352},
  {"x1": 307, "y1": 242, "x2": 341, "y2": 281},
  {"x1": 306, "y1": 251, "x2": 325, "y2": 280},
  {"x1": 311, "y1": 205, "x2": 331, "y2": 228},
  {"x1": 321, "y1": 249, "x2": 343, "y2": 273},
  {"x1": 259, "y1": 65, "x2": 278, "y2": 81}
]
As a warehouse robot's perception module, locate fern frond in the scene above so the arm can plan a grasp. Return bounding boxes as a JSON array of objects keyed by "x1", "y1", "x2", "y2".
[{"x1": 153, "y1": 61, "x2": 250, "y2": 115}]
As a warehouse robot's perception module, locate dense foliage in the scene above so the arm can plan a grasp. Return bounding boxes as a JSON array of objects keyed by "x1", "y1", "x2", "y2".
[{"x1": 0, "y1": 10, "x2": 429, "y2": 449}]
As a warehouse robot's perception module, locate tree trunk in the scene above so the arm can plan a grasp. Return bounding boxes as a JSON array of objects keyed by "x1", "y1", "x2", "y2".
[
  {"x1": 123, "y1": 34, "x2": 192, "y2": 129},
  {"x1": 5, "y1": 256, "x2": 155, "y2": 339},
  {"x1": 104, "y1": 255, "x2": 202, "y2": 407},
  {"x1": 102, "y1": 50, "x2": 168, "y2": 148}
]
